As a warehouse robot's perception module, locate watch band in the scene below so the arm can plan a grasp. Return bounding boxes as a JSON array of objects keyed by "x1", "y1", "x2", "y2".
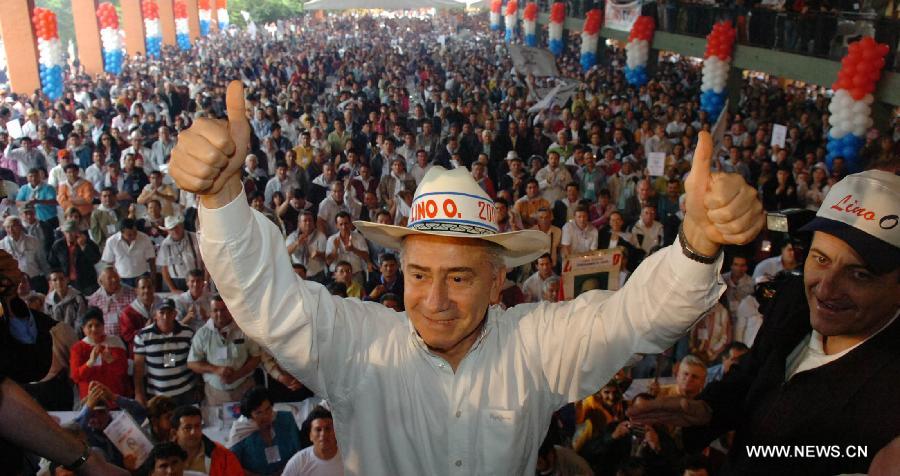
[
  {"x1": 678, "y1": 223, "x2": 721, "y2": 265},
  {"x1": 63, "y1": 444, "x2": 91, "y2": 472}
]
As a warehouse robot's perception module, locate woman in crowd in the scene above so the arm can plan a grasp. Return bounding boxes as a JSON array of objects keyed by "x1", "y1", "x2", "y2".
[
  {"x1": 230, "y1": 386, "x2": 303, "y2": 475},
  {"x1": 69, "y1": 307, "x2": 130, "y2": 401}
]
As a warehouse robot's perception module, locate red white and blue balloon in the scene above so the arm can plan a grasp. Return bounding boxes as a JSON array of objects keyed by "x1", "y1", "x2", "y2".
[
  {"x1": 142, "y1": 0, "x2": 162, "y2": 59},
  {"x1": 174, "y1": 0, "x2": 191, "y2": 51},
  {"x1": 504, "y1": 0, "x2": 518, "y2": 43},
  {"x1": 96, "y1": 3, "x2": 124, "y2": 75},
  {"x1": 548, "y1": 2, "x2": 564, "y2": 56},
  {"x1": 700, "y1": 21, "x2": 736, "y2": 121},
  {"x1": 199, "y1": 0, "x2": 211, "y2": 36},
  {"x1": 31, "y1": 8, "x2": 64, "y2": 100},
  {"x1": 625, "y1": 16, "x2": 655, "y2": 87},
  {"x1": 580, "y1": 9, "x2": 602, "y2": 72},
  {"x1": 216, "y1": 0, "x2": 229, "y2": 31},
  {"x1": 489, "y1": 0, "x2": 501, "y2": 31},
  {"x1": 523, "y1": 2, "x2": 537, "y2": 47},
  {"x1": 826, "y1": 36, "x2": 889, "y2": 173}
]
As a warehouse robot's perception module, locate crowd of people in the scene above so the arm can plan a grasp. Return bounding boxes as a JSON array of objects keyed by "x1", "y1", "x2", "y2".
[{"x1": 0, "y1": 7, "x2": 897, "y2": 476}]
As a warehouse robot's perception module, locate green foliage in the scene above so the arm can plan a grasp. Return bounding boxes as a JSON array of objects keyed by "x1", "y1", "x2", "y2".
[{"x1": 227, "y1": 0, "x2": 305, "y2": 26}]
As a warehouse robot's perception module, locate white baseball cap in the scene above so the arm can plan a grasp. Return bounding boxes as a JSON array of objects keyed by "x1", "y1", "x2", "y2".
[{"x1": 800, "y1": 170, "x2": 899, "y2": 273}]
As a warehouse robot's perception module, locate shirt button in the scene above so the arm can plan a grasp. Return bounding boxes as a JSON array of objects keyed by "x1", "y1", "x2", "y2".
[
  {"x1": 455, "y1": 460, "x2": 462, "y2": 467},
  {"x1": 455, "y1": 410, "x2": 461, "y2": 418}
]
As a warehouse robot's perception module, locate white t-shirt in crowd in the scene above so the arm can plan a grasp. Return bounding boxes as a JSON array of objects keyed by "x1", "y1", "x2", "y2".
[{"x1": 282, "y1": 447, "x2": 344, "y2": 476}]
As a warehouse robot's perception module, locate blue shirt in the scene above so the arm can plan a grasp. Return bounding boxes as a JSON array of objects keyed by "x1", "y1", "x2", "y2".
[
  {"x1": 16, "y1": 183, "x2": 57, "y2": 221},
  {"x1": 230, "y1": 411, "x2": 302, "y2": 475}
]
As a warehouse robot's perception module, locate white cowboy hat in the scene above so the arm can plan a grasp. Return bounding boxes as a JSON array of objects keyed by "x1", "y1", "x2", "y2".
[
  {"x1": 354, "y1": 167, "x2": 549, "y2": 268},
  {"x1": 163, "y1": 215, "x2": 184, "y2": 230}
]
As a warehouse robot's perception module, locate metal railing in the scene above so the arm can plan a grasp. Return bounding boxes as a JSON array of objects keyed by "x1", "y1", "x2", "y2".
[{"x1": 535, "y1": 0, "x2": 900, "y2": 71}]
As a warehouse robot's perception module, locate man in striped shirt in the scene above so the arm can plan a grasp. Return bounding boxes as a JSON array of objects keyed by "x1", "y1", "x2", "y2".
[{"x1": 133, "y1": 298, "x2": 197, "y2": 407}]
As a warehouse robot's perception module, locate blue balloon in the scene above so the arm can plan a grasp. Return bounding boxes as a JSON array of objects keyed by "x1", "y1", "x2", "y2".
[
  {"x1": 580, "y1": 52, "x2": 596, "y2": 72},
  {"x1": 525, "y1": 34, "x2": 537, "y2": 47},
  {"x1": 549, "y1": 39, "x2": 563, "y2": 56}
]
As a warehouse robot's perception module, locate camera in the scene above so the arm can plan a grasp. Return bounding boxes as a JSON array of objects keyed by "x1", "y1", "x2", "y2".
[{"x1": 755, "y1": 208, "x2": 816, "y2": 313}]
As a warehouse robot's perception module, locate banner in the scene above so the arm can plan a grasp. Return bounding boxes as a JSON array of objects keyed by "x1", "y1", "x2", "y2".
[
  {"x1": 605, "y1": 0, "x2": 642, "y2": 32},
  {"x1": 528, "y1": 80, "x2": 580, "y2": 113},
  {"x1": 561, "y1": 248, "x2": 624, "y2": 300},
  {"x1": 508, "y1": 45, "x2": 559, "y2": 77}
]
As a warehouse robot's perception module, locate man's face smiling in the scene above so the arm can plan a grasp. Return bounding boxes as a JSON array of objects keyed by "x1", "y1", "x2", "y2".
[
  {"x1": 804, "y1": 232, "x2": 900, "y2": 350},
  {"x1": 403, "y1": 235, "x2": 504, "y2": 368}
]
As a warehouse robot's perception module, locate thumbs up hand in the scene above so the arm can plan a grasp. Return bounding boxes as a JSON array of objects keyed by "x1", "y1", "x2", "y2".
[
  {"x1": 682, "y1": 131, "x2": 764, "y2": 256},
  {"x1": 170, "y1": 80, "x2": 251, "y2": 208}
]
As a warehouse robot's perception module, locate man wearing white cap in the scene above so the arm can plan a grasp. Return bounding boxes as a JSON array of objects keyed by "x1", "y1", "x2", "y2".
[
  {"x1": 156, "y1": 215, "x2": 203, "y2": 293},
  {"x1": 630, "y1": 170, "x2": 900, "y2": 475},
  {"x1": 169, "y1": 82, "x2": 764, "y2": 475}
]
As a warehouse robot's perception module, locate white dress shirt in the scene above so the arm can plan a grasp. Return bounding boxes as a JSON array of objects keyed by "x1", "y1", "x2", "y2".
[
  {"x1": 198, "y1": 190, "x2": 723, "y2": 476},
  {"x1": 101, "y1": 231, "x2": 156, "y2": 278},
  {"x1": 561, "y1": 221, "x2": 599, "y2": 255}
]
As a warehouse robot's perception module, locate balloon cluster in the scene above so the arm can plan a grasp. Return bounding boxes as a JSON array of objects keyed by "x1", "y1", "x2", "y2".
[
  {"x1": 580, "y1": 9, "x2": 603, "y2": 72},
  {"x1": 624, "y1": 16, "x2": 655, "y2": 87},
  {"x1": 523, "y1": 2, "x2": 537, "y2": 47},
  {"x1": 142, "y1": 0, "x2": 161, "y2": 59},
  {"x1": 96, "y1": 3, "x2": 124, "y2": 75},
  {"x1": 504, "y1": 0, "x2": 518, "y2": 44},
  {"x1": 174, "y1": 0, "x2": 191, "y2": 51},
  {"x1": 548, "y1": 2, "x2": 565, "y2": 56},
  {"x1": 216, "y1": 0, "x2": 228, "y2": 31},
  {"x1": 700, "y1": 21, "x2": 736, "y2": 121},
  {"x1": 31, "y1": 8, "x2": 64, "y2": 100},
  {"x1": 826, "y1": 36, "x2": 889, "y2": 172},
  {"x1": 199, "y1": 0, "x2": 211, "y2": 36},
  {"x1": 489, "y1": 0, "x2": 501, "y2": 32}
]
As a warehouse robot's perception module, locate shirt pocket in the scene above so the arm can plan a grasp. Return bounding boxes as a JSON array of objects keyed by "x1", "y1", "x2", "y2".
[{"x1": 477, "y1": 408, "x2": 524, "y2": 476}]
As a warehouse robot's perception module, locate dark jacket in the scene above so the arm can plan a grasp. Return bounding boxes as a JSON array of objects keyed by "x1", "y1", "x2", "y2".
[
  {"x1": 684, "y1": 276, "x2": 900, "y2": 475},
  {"x1": 48, "y1": 235, "x2": 102, "y2": 294}
]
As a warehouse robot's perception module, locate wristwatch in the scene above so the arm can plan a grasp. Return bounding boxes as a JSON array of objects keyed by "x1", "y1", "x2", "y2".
[
  {"x1": 63, "y1": 443, "x2": 91, "y2": 472},
  {"x1": 678, "y1": 223, "x2": 721, "y2": 265}
]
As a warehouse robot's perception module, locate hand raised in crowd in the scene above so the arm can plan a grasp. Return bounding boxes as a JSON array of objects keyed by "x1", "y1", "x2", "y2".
[
  {"x1": 627, "y1": 395, "x2": 714, "y2": 427},
  {"x1": 170, "y1": 80, "x2": 251, "y2": 208},
  {"x1": 682, "y1": 131, "x2": 765, "y2": 256}
]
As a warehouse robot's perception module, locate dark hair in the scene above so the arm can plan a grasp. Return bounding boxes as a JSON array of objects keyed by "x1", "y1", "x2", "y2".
[
  {"x1": 380, "y1": 253, "x2": 397, "y2": 265},
  {"x1": 78, "y1": 306, "x2": 105, "y2": 330},
  {"x1": 141, "y1": 442, "x2": 187, "y2": 474},
  {"x1": 240, "y1": 386, "x2": 271, "y2": 419},
  {"x1": 64, "y1": 163, "x2": 80, "y2": 172},
  {"x1": 327, "y1": 281, "x2": 347, "y2": 297},
  {"x1": 121, "y1": 218, "x2": 137, "y2": 230},
  {"x1": 188, "y1": 268, "x2": 205, "y2": 279},
  {"x1": 169, "y1": 405, "x2": 202, "y2": 431},
  {"x1": 335, "y1": 211, "x2": 351, "y2": 222},
  {"x1": 723, "y1": 341, "x2": 749, "y2": 357},
  {"x1": 302, "y1": 406, "x2": 333, "y2": 439}
]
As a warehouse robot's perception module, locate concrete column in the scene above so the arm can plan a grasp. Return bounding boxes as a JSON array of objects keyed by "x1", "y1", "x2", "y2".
[
  {"x1": 120, "y1": 0, "x2": 146, "y2": 57},
  {"x1": 71, "y1": 0, "x2": 104, "y2": 76},
  {"x1": 0, "y1": 0, "x2": 40, "y2": 95},
  {"x1": 157, "y1": 0, "x2": 176, "y2": 47},
  {"x1": 185, "y1": 0, "x2": 200, "y2": 41}
]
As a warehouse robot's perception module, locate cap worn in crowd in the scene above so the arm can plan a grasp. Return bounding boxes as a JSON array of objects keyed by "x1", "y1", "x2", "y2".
[{"x1": 799, "y1": 169, "x2": 900, "y2": 274}]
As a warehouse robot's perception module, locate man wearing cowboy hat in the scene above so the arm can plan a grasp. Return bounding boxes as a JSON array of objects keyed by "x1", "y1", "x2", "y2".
[
  {"x1": 169, "y1": 81, "x2": 764, "y2": 475},
  {"x1": 629, "y1": 170, "x2": 900, "y2": 475},
  {"x1": 157, "y1": 215, "x2": 204, "y2": 293}
]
